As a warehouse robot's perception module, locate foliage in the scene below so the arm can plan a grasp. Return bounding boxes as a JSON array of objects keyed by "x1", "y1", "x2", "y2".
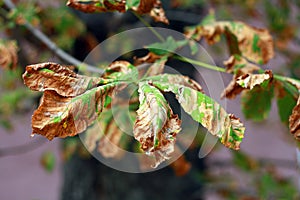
[{"x1": 1, "y1": 0, "x2": 300, "y2": 197}]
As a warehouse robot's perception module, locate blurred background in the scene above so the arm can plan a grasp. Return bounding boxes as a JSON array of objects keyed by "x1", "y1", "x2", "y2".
[{"x1": 0, "y1": 0, "x2": 300, "y2": 199}]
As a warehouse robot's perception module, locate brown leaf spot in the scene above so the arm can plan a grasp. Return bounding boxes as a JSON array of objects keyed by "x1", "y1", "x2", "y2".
[{"x1": 0, "y1": 40, "x2": 18, "y2": 70}]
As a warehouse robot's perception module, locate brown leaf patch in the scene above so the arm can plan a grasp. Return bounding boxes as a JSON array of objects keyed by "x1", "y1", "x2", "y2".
[
  {"x1": 134, "y1": 83, "x2": 181, "y2": 167},
  {"x1": 23, "y1": 62, "x2": 104, "y2": 97},
  {"x1": 287, "y1": 78, "x2": 300, "y2": 140},
  {"x1": 289, "y1": 97, "x2": 300, "y2": 140},
  {"x1": 67, "y1": 0, "x2": 169, "y2": 24},
  {"x1": 0, "y1": 40, "x2": 18, "y2": 70},
  {"x1": 31, "y1": 83, "x2": 116, "y2": 140},
  {"x1": 221, "y1": 56, "x2": 271, "y2": 99},
  {"x1": 185, "y1": 21, "x2": 274, "y2": 64}
]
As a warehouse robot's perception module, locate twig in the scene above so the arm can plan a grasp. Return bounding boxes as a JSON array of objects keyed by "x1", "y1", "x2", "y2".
[
  {"x1": 0, "y1": 137, "x2": 47, "y2": 157},
  {"x1": 3, "y1": 0, "x2": 104, "y2": 74}
]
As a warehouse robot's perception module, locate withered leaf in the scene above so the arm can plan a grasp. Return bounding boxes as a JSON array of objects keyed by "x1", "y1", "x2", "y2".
[
  {"x1": 31, "y1": 83, "x2": 117, "y2": 140},
  {"x1": 0, "y1": 40, "x2": 18, "y2": 70},
  {"x1": 134, "y1": 53, "x2": 168, "y2": 76},
  {"x1": 223, "y1": 55, "x2": 260, "y2": 75},
  {"x1": 185, "y1": 15, "x2": 274, "y2": 64},
  {"x1": 67, "y1": 0, "x2": 169, "y2": 24},
  {"x1": 221, "y1": 56, "x2": 272, "y2": 99},
  {"x1": 236, "y1": 70, "x2": 273, "y2": 90},
  {"x1": 146, "y1": 73, "x2": 203, "y2": 92},
  {"x1": 23, "y1": 62, "x2": 105, "y2": 97},
  {"x1": 97, "y1": 118, "x2": 124, "y2": 158},
  {"x1": 101, "y1": 60, "x2": 138, "y2": 81},
  {"x1": 134, "y1": 82, "x2": 181, "y2": 167},
  {"x1": 152, "y1": 81, "x2": 245, "y2": 150},
  {"x1": 289, "y1": 97, "x2": 300, "y2": 140},
  {"x1": 97, "y1": 108, "x2": 134, "y2": 158},
  {"x1": 287, "y1": 78, "x2": 300, "y2": 140}
]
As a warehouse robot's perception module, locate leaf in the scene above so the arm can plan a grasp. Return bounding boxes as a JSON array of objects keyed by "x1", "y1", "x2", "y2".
[
  {"x1": 222, "y1": 65, "x2": 272, "y2": 99},
  {"x1": 151, "y1": 81, "x2": 245, "y2": 150},
  {"x1": 23, "y1": 62, "x2": 106, "y2": 97},
  {"x1": 146, "y1": 73, "x2": 203, "y2": 92},
  {"x1": 146, "y1": 36, "x2": 188, "y2": 56},
  {"x1": 223, "y1": 55, "x2": 260, "y2": 75},
  {"x1": 188, "y1": 40, "x2": 199, "y2": 55},
  {"x1": 101, "y1": 60, "x2": 138, "y2": 81},
  {"x1": 289, "y1": 98, "x2": 300, "y2": 140},
  {"x1": 66, "y1": 0, "x2": 169, "y2": 24},
  {"x1": 275, "y1": 81, "x2": 298, "y2": 125},
  {"x1": 241, "y1": 83, "x2": 274, "y2": 122},
  {"x1": 30, "y1": 83, "x2": 117, "y2": 140},
  {"x1": 135, "y1": 53, "x2": 168, "y2": 77},
  {"x1": 0, "y1": 39, "x2": 18, "y2": 70},
  {"x1": 133, "y1": 0, "x2": 168, "y2": 24},
  {"x1": 236, "y1": 70, "x2": 273, "y2": 90},
  {"x1": 185, "y1": 15, "x2": 274, "y2": 64},
  {"x1": 126, "y1": 0, "x2": 140, "y2": 10},
  {"x1": 40, "y1": 151, "x2": 56, "y2": 173},
  {"x1": 134, "y1": 82, "x2": 181, "y2": 167},
  {"x1": 97, "y1": 108, "x2": 134, "y2": 158}
]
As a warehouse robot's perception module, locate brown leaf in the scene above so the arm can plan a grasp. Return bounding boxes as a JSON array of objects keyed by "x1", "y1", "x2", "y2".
[
  {"x1": 101, "y1": 60, "x2": 136, "y2": 79},
  {"x1": 97, "y1": 120, "x2": 124, "y2": 158},
  {"x1": 287, "y1": 79, "x2": 300, "y2": 140},
  {"x1": 223, "y1": 55, "x2": 260, "y2": 75},
  {"x1": 221, "y1": 56, "x2": 271, "y2": 99},
  {"x1": 134, "y1": 52, "x2": 167, "y2": 76},
  {"x1": 134, "y1": 52, "x2": 163, "y2": 65},
  {"x1": 30, "y1": 83, "x2": 117, "y2": 140},
  {"x1": 66, "y1": 0, "x2": 125, "y2": 13},
  {"x1": 185, "y1": 21, "x2": 274, "y2": 64},
  {"x1": 23, "y1": 62, "x2": 105, "y2": 97},
  {"x1": 289, "y1": 97, "x2": 300, "y2": 140},
  {"x1": 134, "y1": 82, "x2": 181, "y2": 167},
  {"x1": 67, "y1": 0, "x2": 169, "y2": 24},
  {"x1": 0, "y1": 40, "x2": 18, "y2": 70}
]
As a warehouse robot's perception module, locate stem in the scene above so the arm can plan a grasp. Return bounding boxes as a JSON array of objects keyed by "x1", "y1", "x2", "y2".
[
  {"x1": 0, "y1": 137, "x2": 47, "y2": 157},
  {"x1": 3, "y1": 0, "x2": 103, "y2": 74},
  {"x1": 174, "y1": 55, "x2": 226, "y2": 72},
  {"x1": 132, "y1": 12, "x2": 165, "y2": 42}
]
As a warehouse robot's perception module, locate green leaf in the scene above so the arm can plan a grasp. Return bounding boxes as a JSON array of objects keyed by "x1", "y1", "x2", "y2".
[
  {"x1": 275, "y1": 81, "x2": 298, "y2": 125},
  {"x1": 125, "y1": 0, "x2": 140, "y2": 10},
  {"x1": 241, "y1": 84, "x2": 274, "y2": 122},
  {"x1": 188, "y1": 40, "x2": 199, "y2": 55},
  {"x1": 40, "y1": 151, "x2": 55, "y2": 173},
  {"x1": 146, "y1": 36, "x2": 188, "y2": 56},
  {"x1": 152, "y1": 81, "x2": 245, "y2": 150}
]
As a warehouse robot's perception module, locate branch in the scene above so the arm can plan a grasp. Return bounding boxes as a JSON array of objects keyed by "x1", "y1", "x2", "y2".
[
  {"x1": 0, "y1": 137, "x2": 47, "y2": 157},
  {"x1": 3, "y1": 0, "x2": 104, "y2": 74}
]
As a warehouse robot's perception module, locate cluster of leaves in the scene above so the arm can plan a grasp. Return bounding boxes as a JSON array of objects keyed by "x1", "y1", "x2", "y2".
[
  {"x1": 1, "y1": 0, "x2": 300, "y2": 175},
  {"x1": 66, "y1": 0, "x2": 169, "y2": 24},
  {"x1": 22, "y1": 60, "x2": 244, "y2": 167},
  {"x1": 18, "y1": 0, "x2": 300, "y2": 169},
  {"x1": 185, "y1": 12, "x2": 300, "y2": 140}
]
